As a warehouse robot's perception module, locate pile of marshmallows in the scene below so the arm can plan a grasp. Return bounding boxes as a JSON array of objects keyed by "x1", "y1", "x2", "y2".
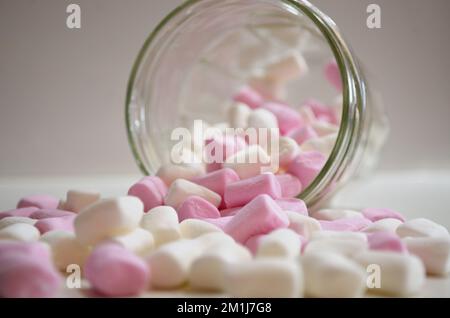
[{"x1": 1, "y1": 56, "x2": 449, "y2": 298}]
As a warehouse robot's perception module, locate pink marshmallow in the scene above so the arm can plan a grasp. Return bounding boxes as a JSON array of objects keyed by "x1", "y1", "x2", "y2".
[
  {"x1": 233, "y1": 86, "x2": 264, "y2": 109},
  {"x1": 202, "y1": 216, "x2": 233, "y2": 230},
  {"x1": 324, "y1": 61, "x2": 343, "y2": 92},
  {"x1": 30, "y1": 209, "x2": 75, "y2": 219},
  {"x1": 287, "y1": 125, "x2": 318, "y2": 145},
  {"x1": 34, "y1": 215, "x2": 76, "y2": 234},
  {"x1": 17, "y1": 195, "x2": 59, "y2": 210},
  {"x1": 319, "y1": 217, "x2": 372, "y2": 232},
  {"x1": 224, "y1": 194, "x2": 289, "y2": 243},
  {"x1": 288, "y1": 151, "x2": 327, "y2": 189},
  {"x1": 0, "y1": 242, "x2": 61, "y2": 298},
  {"x1": 275, "y1": 198, "x2": 308, "y2": 216},
  {"x1": 177, "y1": 196, "x2": 221, "y2": 221},
  {"x1": 85, "y1": 243, "x2": 150, "y2": 297},
  {"x1": 192, "y1": 168, "x2": 240, "y2": 199},
  {"x1": 128, "y1": 177, "x2": 165, "y2": 212},
  {"x1": 261, "y1": 102, "x2": 304, "y2": 135},
  {"x1": 204, "y1": 135, "x2": 246, "y2": 173},
  {"x1": 302, "y1": 99, "x2": 337, "y2": 124},
  {"x1": 367, "y1": 232, "x2": 408, "y2": 253},
  {"x1": 275, "y1": 173, "x2": 302, "y2": 198},
  {"x1": 224, "y1": 173, "x2": 282, "y2": 208},
  {"x1": 0, "y1": 207, "x2": 39, "y2": 220},
  {"x1": 219, "y1": 207, "x2": 241, "y2": 217},
  {"x1": 362, "y1": 208, "x2": 406, "y2": 222}
]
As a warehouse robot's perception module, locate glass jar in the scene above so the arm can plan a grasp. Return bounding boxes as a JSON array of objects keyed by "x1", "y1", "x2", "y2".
[{"x1": 125, "y1": 0, "x2": 388, "y2": 208}]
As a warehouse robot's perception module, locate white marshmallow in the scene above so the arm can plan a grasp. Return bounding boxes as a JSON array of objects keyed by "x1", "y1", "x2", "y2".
[
  {"x1": 311, "y1": 121, "x2": 339, "y2": 137},
  {"x1": 140, "y1": 206, "x2": 181, "y2": 246},
  {"x1": 301, "y1": 133, "x2": 337, "y2": 156},
  {"x1": 256, "y1": 228, "x2": 302, "y2": 259},
  {"x1": 190, "y1": 243, "x2": 251, "y2": 291},
  {"x1": 362, "y1": 218, "x2": 403, "y2": 234},
  {"x1": 304, "y1": 238, "x2": 368, "y2": 258},
  {"x1": 164, "y1": 179, "x2": 222, "y2": 209},
  {"x1": 286, "y1": 211, "x2": 321, "y2": 239},
  {"x1": 277, "y1": 136, "x2": 300, "y2": 168},
  {"x1": 109, "y1": 228, "x2": 154, "y2": 255},
  {"x1": 404, "y1": 236, "x2": 450, "y2": 276},
  {"x1": 224, "y1": 259, "x2": 303, "y2": 298},
  {"x1": 247, "y1": 108, "x2": 278, "y2": 129},
  {"x1": 248, "y1": 75, "x2": 286, "y2": 100},
  {"x1": 310, "y1": 231, "x2": 368, "y2": 244},
  {"x1": 63, "y1": 190, "x2": 101, "y2": 213},
  {"x1": 0, "y1": 216, "x2": 37, "y2": 230},
  {"x1": 228, "y1": 102, "x2": 251, "y2": 129},
  {"x1": 0, "y1": 223, "x2": 40, "y2": 242},
  {"x1": 354, "y1": 250, "x2": 425, "y2": 296},
  {"x1": 313, "y1": 208, "x2": 363, "y2": 221},
  {"x1": 156, "y1": 163, "x2": 205, "y2": 186},
  {"x1": 74, "y1": 196, "x2": 143, "y2": 245},
  {"x1": 179, "y1": 219, "x2": 222, "y2": 239},
  {"x1": 40, "y1": 230, "x2": 90, "y2": 270},
  {"x1": 396, "y1": 218, "x2": 449, "y2": 238},
  {"x1": 224, "y1": 145, "x2": 273, "y2": 179},
  {"x1": 264, "y1": 51, "x2": 308, "y2": 83},
  {"x1": 301, "y1": 251, "x2": 366, "y2": 298}
]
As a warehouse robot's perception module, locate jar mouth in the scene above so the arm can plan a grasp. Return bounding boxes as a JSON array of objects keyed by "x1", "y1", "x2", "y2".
[{"x1": 125, "y1": 0, "x2": 366, "y2": 207}]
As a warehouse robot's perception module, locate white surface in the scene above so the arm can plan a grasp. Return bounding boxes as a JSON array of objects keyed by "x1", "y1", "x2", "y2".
[{"x1": 1, "y1": 170, "x2": 449, "y2": 297}]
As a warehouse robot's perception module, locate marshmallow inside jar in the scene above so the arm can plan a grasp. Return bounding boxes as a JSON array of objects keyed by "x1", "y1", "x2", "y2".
[{"x1": 125, "y1": 0, "x2": 388, "y2": 209}]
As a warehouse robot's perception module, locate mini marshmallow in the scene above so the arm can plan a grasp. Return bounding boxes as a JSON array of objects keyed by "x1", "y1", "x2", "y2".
[
  {"x1": 319, "y1": 217, "x2": 372, "y2": 232},
  {"x1": 165, "y1": 179, "x2": 222, "y2": 209},
  {"x1": 288, "y1": 125, "x2": 318, "y2": 145},
  {"x1": 192, "y1": 168, "x2": 240, "y2": 198},
  {"x1": 247, "y1": 108, "x2": 278, "y2": 129},
  {"x1": 362, "y1": 208, "x2": 405, "y2": 222},
  {"x1": 17, "y1": 195, "x2": 59, "y2": 210},
  {"x1": 35, "y1": 215, "x2": 76, "y2": 234},
  {"x1": 74, "y1": 196, "x2": 144, "y2": 245},
  {"x1": 177, "y1": 196, "x2": 221, "y2": 222},
  {"x1": 301, "y1": 133, "x2": 337, "y2": 156},
  {"x1": 302, "y1": 99, "x2": 337, "y2": 125},
  {"x1": 304, "y1": 237, "x2": 368, "y2": 258},
  {"x1": 190, "y1": 243, "x2": 251, "y2": 291},
  {"x1": 224, "y1": 173, "x2": 281, "y2": 208},
  {"x1": 85, "y1": 243, "x2": 149, "y2": 296},
  {"x1": 179, "y1": 219, "x2": 222, "y2": 239},
  {"x1": 156, "y1": 163, "x2": 205, "y2": 186},
  {"x1": 310, "y1": 231, "x2": 368, "y2": 244},
  {"x1": 219, "y1": 207, "x2": 240, "y2": 217},
  {"x1": 248, "y1": 75, "x2": 286, "y2": 101},
  {"x1": 62, "y1": 190, "x2": 101, "y2": 213},
  {"x1": 288, "y1": 151, "x2": 326, "y2": 189},
  {"x1": 354, "y1": 250, "x2": 425, "y2": 296},
  {"x1": 140, "y1": 206, "x2": 181, "y2": 246},
  {"x1": 313, "y1": 208, "x2": 363, "y2": 221},
  {"x1": 256, "y1": 228, "x2": 302, "y2": 259},
  {"x1": 311, "y1": 121, "x2": 339, "y2": 137},
  {"x1": 30, "y1": 209, "x2": 75, "y2": 219},
  {"x1": 0, "y1": 223, "x2": 40, "y2": 242},
  {"x1": 228, "y1": 102, "x2": 251, "y2": 128},
  {"x1": 362, "y1": 218, "x2": 403, "y2": 234},
  {"x1": 277, "y1": 137, "x2": 300, "y2": 168},
  {"x1": 40, "y1": 230, "x2": 90, "y2": 270},
  {"x1": 128, "y1": 178, "x2": 166, "y2": 212},
  {"x1": 404, "y1": 236, "x2": 450, "y2": 276},
  {"x1": 275, "y1": 174, "x2": 302, "y2": 198},
  {"x1": 224, "y1": 259, "x2": 303, "y2": 298},
  {"x1": 233, "y1": 86, "x2": 264, "y2": 109},
  {"x1": 0, "y1": 241, "x2": 61, "y2": 298},
  {"x1": 396, "y1": 218, "x2": 449, "y2": 238},
  {"x1": 301, "y1": 251, "x2": 366, "y2": 298},
  {"x1": 109, "y1": 228, "x2": 154, "y2": 255},
  {"x1": 324, "y1": 60, "x2": 342, "y2": 91},
  {"x1": 0, "y1": 207, "x2": 39, "y2": 220},
  {"x1": 276, "y1": 198, "x2": 308, "y2": 215},
  {"x1": 286, "y1": 211, "x2": 321, "y2": 238},
  {"x1": 202, "y1": 216, "x2": 233, "y2": 230},
  {"x1": 224, "y1": 194, "x2": 289, "y2": 243},
  {"x1": 262, "y1": 102, "x2": 304, "y2": 135},
  {"x1": 224, "y1": 145, "x2": 272, "y2": 179},
  {"x1": 204, "y1": 134, "x2": 246, "y2": 173},
  {"x1": 367, "y1": 232, "x2": 407, "y2": 253},
  {"x1": 264, "y1": 51, "x2": 308, "y2": 83},
  {"x1": 0, "y1": 216, "x2": 37, "y2": 230}
]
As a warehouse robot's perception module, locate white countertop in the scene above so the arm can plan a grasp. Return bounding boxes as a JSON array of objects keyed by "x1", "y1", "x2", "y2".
[{"x1": 1, "y1": 170, "x2": 449, "y2": 297}]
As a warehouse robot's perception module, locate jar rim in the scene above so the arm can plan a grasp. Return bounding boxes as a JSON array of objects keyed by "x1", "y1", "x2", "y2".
[{"x1": 125, "y1": 0, "x2": 366, "y2": 207}]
